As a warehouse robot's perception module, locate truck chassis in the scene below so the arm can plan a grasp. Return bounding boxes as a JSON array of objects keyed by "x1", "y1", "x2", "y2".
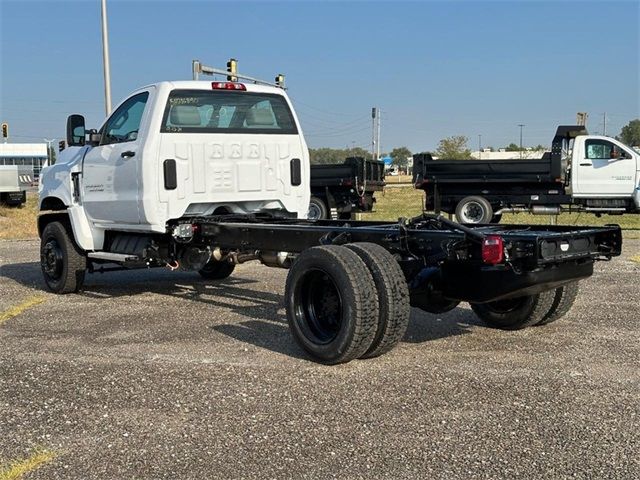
[{"x1": 38, "y1": 211, "x2": 622, "y2": 364}]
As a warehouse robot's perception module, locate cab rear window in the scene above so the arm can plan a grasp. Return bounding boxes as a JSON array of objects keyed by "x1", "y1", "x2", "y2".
[{"x1": 161, "y1": 89, "x2": 298, "y2": 134}]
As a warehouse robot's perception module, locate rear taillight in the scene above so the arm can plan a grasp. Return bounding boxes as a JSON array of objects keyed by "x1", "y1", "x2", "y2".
[
  {"x1": 211, "y1": 82, "x2": 246, "y2": 91},
  {"x1": 482, "y1": 235, "x2": 504, "y2": 265}
]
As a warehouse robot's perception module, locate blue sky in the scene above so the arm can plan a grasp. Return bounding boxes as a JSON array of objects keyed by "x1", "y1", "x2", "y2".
[{"x1": 1, "y1": 0, "x2": 638, "y2": 153}]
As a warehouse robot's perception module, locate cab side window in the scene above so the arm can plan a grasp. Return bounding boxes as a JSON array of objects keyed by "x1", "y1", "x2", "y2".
[
  {"x1": 585, "y1": 139, "x2": 630, "y2": 160},
  {"x1": 101, "y1": 92, "x2": 149, "y2": 145}
]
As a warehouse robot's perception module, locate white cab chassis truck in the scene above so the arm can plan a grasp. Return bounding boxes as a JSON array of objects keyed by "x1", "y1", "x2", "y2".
[{"x1": 39, "y1": 75, "x2": 622, "y2": 364}]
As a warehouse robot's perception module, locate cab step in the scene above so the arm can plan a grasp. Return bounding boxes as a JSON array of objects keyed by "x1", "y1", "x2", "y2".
[{"x1": 87, "y1": 252, "x2": 140, "y2": 262}]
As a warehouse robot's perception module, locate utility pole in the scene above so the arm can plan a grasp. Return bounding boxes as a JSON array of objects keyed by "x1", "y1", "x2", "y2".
[
  {"x1": 603, "y1": 112, "x2": 607, "y2": 136},
  {"x1": 376, "y1": 109, "x2": 381, "y2": 161},
  {"x1": 371, "y1": 108, "x2": 376, "y2": 160},
  {"x1": 101, "y1": 0, "x2": 112, "y2": 116},
  {"x1": 478, "y1": 134, "x2": 482, "y2": 159},
  {"x1": 518, "y1": 124, "x2": 525, "y2": 159}
]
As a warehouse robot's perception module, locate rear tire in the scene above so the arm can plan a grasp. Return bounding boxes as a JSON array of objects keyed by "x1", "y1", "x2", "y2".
[
  {"x1": 285, "y1": 245, "x2": 379, "y2": 364},
  {"x1": 470, "y1": 290, "x2": 556, "y2": 330},
  {"x1": 345, "y1": 242, "x2": 410, "y2": 359},
  {"x1": 198, "y1": 259, "x2": 235, "y2": 280},
  {"x1": 455, "y1": 196, "x2": 493, "y2": 224},
  {"x1": 536, "y1": 282, "x2": 580, "y2": 326},
  {"x1": 307, "y1": 196, "x2": 328, "y2": 221},
  {"x1": 40, "y1": 220, "x2": 86, "y2": 294}
]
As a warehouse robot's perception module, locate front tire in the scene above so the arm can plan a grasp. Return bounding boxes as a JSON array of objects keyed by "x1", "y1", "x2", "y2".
[
  {"x1": 40, "y1": 220, "x2": 86, "y2": 294},
  {"x1": 470, "y1": 290, "x2": 556, "y2": 330},
  {"x1": 455, "y1": 196, "x2": 493, "y2": 224},
  {"x1": 285, "y1": 245, "x2": 379, "y2": 364}
]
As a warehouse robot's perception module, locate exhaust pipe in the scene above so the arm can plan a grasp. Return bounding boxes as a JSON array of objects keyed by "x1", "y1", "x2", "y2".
[
  {"x1": 259, "y1": 251, "x2": 292, "y2": 268},
  {"x1": 495, "y1": 206, "x2": 561, "y2": 215},
  {"x1": 212, "y1": 247, "x2": 291, "y2": 267}
]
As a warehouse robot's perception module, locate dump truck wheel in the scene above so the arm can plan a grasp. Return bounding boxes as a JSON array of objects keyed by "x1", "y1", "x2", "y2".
[
  {"x1": 307, "y1": 196, "x2": 328, "y2": 220},
  {"x1": 455, "y1": 196, "x2": 493, "y2": 224}
]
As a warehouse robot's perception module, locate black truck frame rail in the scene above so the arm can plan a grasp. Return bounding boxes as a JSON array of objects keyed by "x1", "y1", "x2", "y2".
[{"x1": 180, "y1": 213, "x2": 622, "y2": 303}]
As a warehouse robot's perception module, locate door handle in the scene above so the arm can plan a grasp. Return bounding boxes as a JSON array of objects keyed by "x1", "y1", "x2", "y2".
[
  {"x1": 121, "y1": 151, "x2": 135, "y2": 159},
  {"x1": 579, "y1": 162, "x2": 592, "y2": 166}
]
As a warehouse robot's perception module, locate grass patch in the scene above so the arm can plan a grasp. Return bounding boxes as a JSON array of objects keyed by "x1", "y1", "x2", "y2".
[
  {"x1": 383, "y1": 174, "x2": 413, "y2": 184},
  {"x1": 0, "y1": 193, "x2": 38, "y2": 240},
  {"x1": 0, "y1": 449, "x2": 56, "y2": 480},
  {"x1": 1, "y1": 189, "x2": 638, "y2": 241},
  {"x1": 363, "y1": 186, "x2": 640, "y2": 236}
]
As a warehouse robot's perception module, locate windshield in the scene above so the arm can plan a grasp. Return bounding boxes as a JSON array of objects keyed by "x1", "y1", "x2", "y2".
[{"x1": 161, "y1": 89, "x2": 298, "y2": 135}]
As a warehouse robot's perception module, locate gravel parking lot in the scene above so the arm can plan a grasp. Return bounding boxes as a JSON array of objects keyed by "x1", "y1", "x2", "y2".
[{"x1": 1, "y1": 239, "x2": 638, "y2": 479}]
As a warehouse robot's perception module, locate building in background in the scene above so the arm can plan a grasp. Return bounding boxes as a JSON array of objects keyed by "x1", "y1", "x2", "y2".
[
  {"x1": 0, "y1": 143, "x2": 48, "y2": 176},
  {"x1": 470, "y1": 148, "x2": 546, "y2": 160}
]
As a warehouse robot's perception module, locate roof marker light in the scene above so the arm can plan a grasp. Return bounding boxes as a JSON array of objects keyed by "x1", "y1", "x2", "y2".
[{"x1": 211, "y1": 82, "x2": 246, "y2": 91}]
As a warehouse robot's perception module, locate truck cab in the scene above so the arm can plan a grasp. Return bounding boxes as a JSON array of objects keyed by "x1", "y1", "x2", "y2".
[
  {"x1": 570, "y1": 134, "x2": 640, "y2": 206},
  {"x1": 40, "y1": 80, "x2": 310, "y2": 251}
]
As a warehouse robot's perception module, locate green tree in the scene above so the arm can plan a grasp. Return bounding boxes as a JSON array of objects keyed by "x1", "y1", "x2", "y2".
[
  {"x1": 309, "y1": 147, "x2": 372, "y2": 165},
  {"x1": 619, "y1": 119, "x2": 640, "y2": 146},
  {"x1": 436, "y1": 136, "x2": 472, "y2": 159},
  {"x1": 389, "y1": 147, "x2": 412, "y2": 168},
  {"x1": 505, "y1": 143, "x2": 522, "y2": 152}
]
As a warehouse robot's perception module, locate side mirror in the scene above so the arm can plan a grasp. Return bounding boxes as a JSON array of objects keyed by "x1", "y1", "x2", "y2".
[{"x1": 66, "y1": 114, "x2": 86, "y2": 146}]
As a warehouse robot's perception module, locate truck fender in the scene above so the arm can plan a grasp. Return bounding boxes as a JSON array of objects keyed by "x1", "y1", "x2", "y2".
[{"x1": 38, "y1": 206, "x2": 103, "y2": 251}]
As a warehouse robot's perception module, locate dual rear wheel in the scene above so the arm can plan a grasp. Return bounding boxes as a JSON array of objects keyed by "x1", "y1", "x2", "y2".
[
  {"x1": 285, "y1": 243, "x2": 410, "y2": 364},
  {"x1": 470, "y1": 282, "x2": 580, "y2": 330}
]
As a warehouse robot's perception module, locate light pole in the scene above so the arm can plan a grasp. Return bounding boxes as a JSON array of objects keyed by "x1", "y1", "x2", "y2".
[
  {"x1": 101, "y1": 0, "x2": 112, "y2": 116},
  {"x1": 517, "y1": 124, "x2": 525, "y2": 159},
  {"x1": 478, "y1": 134, "x2": 482, "y2": 159}
]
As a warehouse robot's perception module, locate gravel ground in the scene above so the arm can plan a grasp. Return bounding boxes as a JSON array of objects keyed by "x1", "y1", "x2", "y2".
[{"x1": 0, "y1": 239, "x2": 638, "y2": 479}]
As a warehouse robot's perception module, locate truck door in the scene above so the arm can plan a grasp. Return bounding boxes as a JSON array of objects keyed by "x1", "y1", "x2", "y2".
[
  {"x1": 573, "y1": 138, "x2": 636, "y2": 196},
  {"x1": 82, "y1": 91, "x2": 150, "y2": 225}
]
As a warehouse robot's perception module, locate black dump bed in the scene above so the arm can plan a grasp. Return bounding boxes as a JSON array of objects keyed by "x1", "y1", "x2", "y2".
[
  {"x1": 412, "y1": 126, "x2": 588, "y2": 187},
  {"x1": 311, "y1": 157, "x2": 385, "y2": 191},
  {"x1": 413, "y1": 152, "x2": 559, "y2": 184}
]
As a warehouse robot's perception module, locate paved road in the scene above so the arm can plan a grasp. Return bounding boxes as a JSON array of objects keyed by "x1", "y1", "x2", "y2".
[{"x1": 0, "y1": 239, "x2": 638, "y2": 479}]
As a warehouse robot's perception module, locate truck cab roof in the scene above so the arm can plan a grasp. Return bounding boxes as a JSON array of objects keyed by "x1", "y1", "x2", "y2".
[{"x1": 142, "y1": 80, "x2": 288, "y2": 96}]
